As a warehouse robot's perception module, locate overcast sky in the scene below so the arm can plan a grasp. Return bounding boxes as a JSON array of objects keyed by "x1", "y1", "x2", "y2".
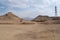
[{"x1": 0, "y1": 0, "x2": 60, "y2": 18}]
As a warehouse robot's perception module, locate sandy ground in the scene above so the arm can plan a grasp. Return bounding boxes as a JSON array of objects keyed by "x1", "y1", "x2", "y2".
[{"x1": 0, "y1": 23, "x2": 60, "y2": 40}]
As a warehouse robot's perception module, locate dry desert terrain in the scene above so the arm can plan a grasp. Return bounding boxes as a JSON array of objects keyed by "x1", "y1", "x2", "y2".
[{"x1": 0, "y1": 23, "x2": 60, "y2": 40}]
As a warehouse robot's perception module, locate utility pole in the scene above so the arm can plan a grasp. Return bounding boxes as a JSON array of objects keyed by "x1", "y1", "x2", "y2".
[{"x1": 55, "y1": 6, "x2": 57, "y2": 17}]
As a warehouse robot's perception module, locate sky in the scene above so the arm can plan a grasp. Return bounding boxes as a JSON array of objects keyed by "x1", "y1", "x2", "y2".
[{"x1": 0, "y1": 0, "x2": 60, "y2": 18}]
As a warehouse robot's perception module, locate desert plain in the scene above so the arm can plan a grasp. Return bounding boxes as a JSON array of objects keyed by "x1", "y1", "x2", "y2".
[{"x1": 0, "y1": 23, "x2": 60, "y2": 40}]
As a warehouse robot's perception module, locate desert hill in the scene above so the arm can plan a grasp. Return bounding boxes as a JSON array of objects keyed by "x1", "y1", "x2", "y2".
[
  {"x1": 0, "y1": 12, "x2": 35, "y2": 24},
  {"x1": 32, "y1": 15, "x2": 60, "y2": 24},
  {"x1": 32, "y1": 15, "x2": 51, "y2": 22},
  {"x1": 0, "y1": 12, "x2": 23, "y2": 24}
]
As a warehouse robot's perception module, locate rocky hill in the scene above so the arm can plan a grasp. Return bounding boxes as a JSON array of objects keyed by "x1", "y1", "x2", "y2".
[
  {"x1": 0, "y1": 12, "x2": 35, "y2": 24},
  {"x1": 32, "y1": 15, "x2": 60, "y2": 24},
  {"x1": 32, "y1": 15, "x2": 51, "y2": 22},
  {"x1": 0, "y1": 12, "x2": 23, "y2": 24}
]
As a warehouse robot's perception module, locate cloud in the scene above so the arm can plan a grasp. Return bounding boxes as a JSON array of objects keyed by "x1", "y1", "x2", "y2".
[
  {"x1": 0, "y1": 0, "x2": 60, "y2": 18},
  {"x1": 7, "y1": 0, "x2": 30, "y2": 8}
]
